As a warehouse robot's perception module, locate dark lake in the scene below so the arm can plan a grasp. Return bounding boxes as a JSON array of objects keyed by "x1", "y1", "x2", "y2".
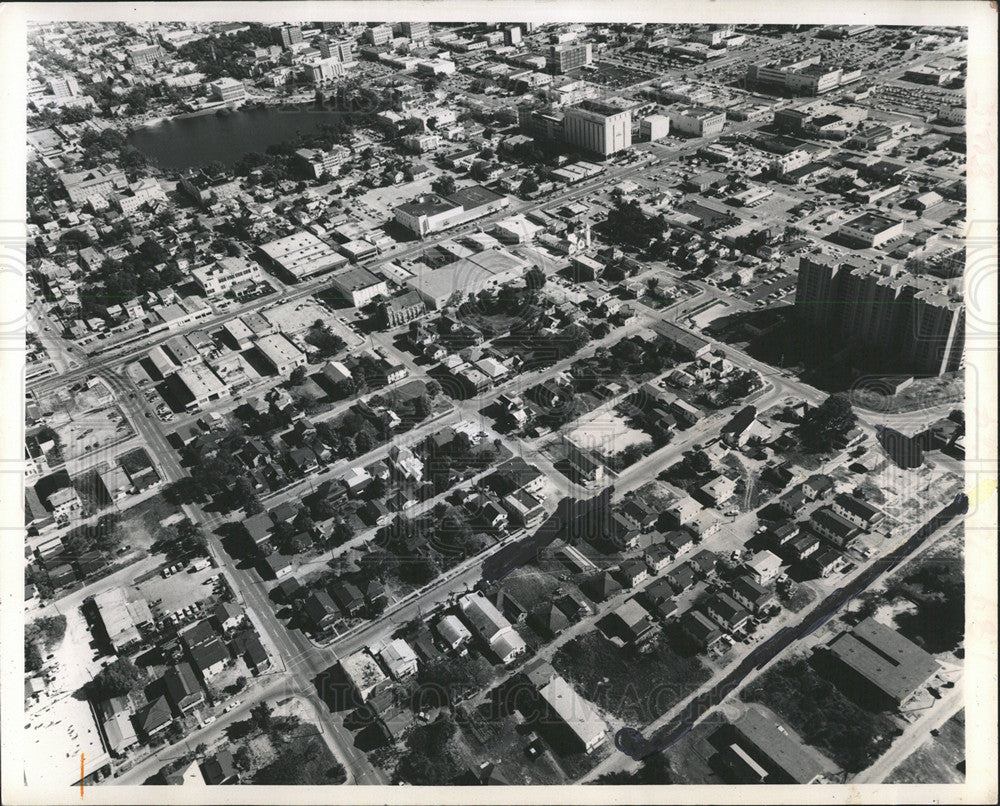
[{"x1": 127, "y1": 105, "x2": 347, "y2": 170}]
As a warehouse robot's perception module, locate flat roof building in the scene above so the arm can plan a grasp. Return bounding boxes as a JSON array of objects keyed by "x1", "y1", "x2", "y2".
[
  {"x1": 254, "y1": 333, "x2": 307, "y2": 375},
  {"x1": 329, "y1": 266, "x2": 388, "y2": 307},
  {"x1": 827, "y1": 617, "x2": 940, "y2": 705},
  {"x1": 258, "y1": 230, "x2": 348, "y2": 282},
  {"x1": 563, "y1": 99, "x2": 633, "y2": 157}
]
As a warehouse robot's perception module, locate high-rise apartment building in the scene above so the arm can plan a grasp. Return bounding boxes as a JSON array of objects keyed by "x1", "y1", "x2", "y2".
[
  {"x1": 562, "y1": 100, "x2": 633, "y2": 157},
  {"x1": 794, "y1": 253, "x2": 964, "y2": 376}
]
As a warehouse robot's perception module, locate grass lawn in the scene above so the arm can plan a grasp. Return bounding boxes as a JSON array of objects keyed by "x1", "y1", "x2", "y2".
[
  {"x1": 552, "y1": 631, "x2": 712, "y2": 728},
  {"x1": 739, "y1": 657, "x2": 903, "y2": 774},
  {"x1": 885, "y1": 709, "x2": 965, "y2": 784}
]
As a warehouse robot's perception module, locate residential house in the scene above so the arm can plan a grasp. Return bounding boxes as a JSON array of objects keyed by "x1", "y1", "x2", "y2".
[
  {"x1": 704, "y1": 593, "x2": 751, "y2": 634},
  {"x1": 528, "y1": 601, "x2": 571, "y2": 639},
  {"x1": 436, "y1": 614, "x2": 472, "y2": 652},
  {"x1": 667, "y1": 496, "x2": 701, "y2": 527},
  {"x1": 811, "y1": 548, "x2": 842, "y2": 577},
  {"x1": 680, "y1": 610, "x2": 727, "y2": 653},
  {"x1": 616, "y1": 559, "x2": 649, "y2": 589},
  {"x1": 644, "y1": 543, "x2": 674, "y2": 574},
  {"x1": 191, "y1": 637, "x2": 229, "y2": 679},
  {"x1": 832, "y1": 494, "x2": 885, "y2": 531},
  {"x1": 610, "y1": 598, "x2": 659, "y2": 646},
  {"x1": 231, "y1": 629, "x2": 270, "y2": 674},
  {"x1": 689, "y1": 549, "x2": 719, "y2": 579},
  {"x1": 211, "y1": 601, "x2": 243, "y2": 633},
  {"x1": 778, "y1": 488, "x2": 808, "y2": 516},
  {"x1": 665, "y1": 562, "x2": 697, "y2": 592},
  {"x1": 377, "y1": 638, "x2": 419, "y2": 679},
  {"x1": 788, "y1": 533, "x2": 821, "y2": 562},
  {"x1": 582, "y1": 571, "x2": 623, "y2": 603},
  {"x1": 743, "y1": 550, "x2": 783, "y2": 584},
  {"x1": 663, "y1": 529, "x2": 694, "y2": 556},
  {"x1": 810, "y1": 507, "x2": 862, "y2": 548},
  {"x1": 331, "y1": 580, "x2": 366, "y2": 617},
  {"x1": 200, "y1": 749, "x2": 238, "y2": 785},
  {"x1": 459, "y1": 591, "x2": 527, "y2": 665},
  {"x1": 729, "y1": 576, "x2": 777, "y2": 615},
  {"x1": 163, "y1": 663, "x2": 205, "y2": 715},
  {"x1": 701, "y1": 474, "x2": 737, "y2": 506},
  {"x1": 264, "y1": 552, "x2": 294, "y2": 579},
  {"x1": 136, "y1": 696, "x2": 173, "y2": 739},
  {"x1": 303, "y1": 590, "x2": 339, "y2": 632},
  {"x1": 802, "y1": 474, "x2": 834, "y2": 500}
]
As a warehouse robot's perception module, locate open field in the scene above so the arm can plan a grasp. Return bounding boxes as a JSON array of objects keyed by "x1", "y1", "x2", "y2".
[{"x1": 885, "y1": 709, "x2": 965, "y2": 784}]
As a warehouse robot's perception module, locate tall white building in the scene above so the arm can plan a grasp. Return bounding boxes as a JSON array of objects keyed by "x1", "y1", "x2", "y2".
[{"x1": 563, "y1": 100, "x2": 632, "y2": 157}]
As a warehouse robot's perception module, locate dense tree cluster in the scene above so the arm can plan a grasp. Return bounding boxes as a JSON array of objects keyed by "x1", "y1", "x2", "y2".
[
  {"x1": 393, "y1": 714, "x2": 462, "y2": 785},
  {"x1": 798, "y1": 393, "x2": 857, "y2": 452},
  {"x1": 89, "y1": 657, "x2": 144, "y2": 700}
]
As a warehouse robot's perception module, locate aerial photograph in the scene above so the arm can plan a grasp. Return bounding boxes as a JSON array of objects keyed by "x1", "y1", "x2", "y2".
[{"x1": 14, "y1": 16, "x2": 980, "y2": 794}]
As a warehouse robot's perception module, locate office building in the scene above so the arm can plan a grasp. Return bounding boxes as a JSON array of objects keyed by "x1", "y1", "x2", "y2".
[
  {"x1": 274, "y1": 24, "x2": 303, "y2": 48},
  {"x1": 318, "y1": 36, "x2": 355, "y2": 61},
  {"x1": 668, "y1": 106, "x2": 727, "y2": 137},
  {"x1": 748, "y1": 56, "x2": 850, "y2": 96},
  {"x1": 365, "y1": 24, "x2": 393, "y2": 47},
  {"x1": 640, "y1": 114, "x2": 670, "y2": 141},
  {"x1": 127, "y1": 43, "x2": 164, "y2": 68},
  {"x1": 293, "y1": 146, "x2": 350, "y2": 179},
  {"x1": 547, "y1": 42, "x2": 592, "y2": 73},
  {"x1": 563, "y1": 99, "x2": 633, "y2": 157},
  {"x1": 399, "y1": 21, "x2": 430, "y2": 41},
  {"x1": 329, "y1": 266, "x2": 389, "y2": 307},
  {"x1": 254, "y1": 333, "x2": 307, "y2": 375},
  {"x1": 191, "y1": 256, "x2": 261, "y2": 297},
  {"x1": 209, "y1": 77, "x2": 246, "y2": 103},
  {"x1": 59, "y1": 167, "x2": 128, "y2": 206},
  {"x1": 838, "y1": 211, "x2": 905, "y2": 248},
  {"x1": 305, "y1": 57, "x2": 346, "y2": 84}
]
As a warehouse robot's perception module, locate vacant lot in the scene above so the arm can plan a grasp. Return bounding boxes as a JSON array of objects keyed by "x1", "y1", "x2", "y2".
[
  {"x1": 565, "y1": 408, "x2": 652, "y2": 461},
  {"x1": 885, "y1": 709, "x2": 965, "y2": 784},
  {"x1": 553, "y1": 631, "x2": 711, "y2": 728},
  {"x1": 739, "y1": 657, "x2": 903, "y2": 774}
]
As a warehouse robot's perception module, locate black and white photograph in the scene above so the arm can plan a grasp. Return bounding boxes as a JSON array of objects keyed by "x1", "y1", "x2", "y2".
[{"x1": 0, "y1": 3, "x2": 996, "y2": 804}]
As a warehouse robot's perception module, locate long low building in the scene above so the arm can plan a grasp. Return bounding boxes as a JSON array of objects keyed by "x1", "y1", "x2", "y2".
[
  {"x1": 826, "y1": 617, "x2": 940, "y2": 706},
  {"x1": 404, "y1": 247, "x2": 528, "y2": 310},
  {"x1": 394, "y1": 184, "x2": 509, "y2": 238},
  {"x1": 258, "y1": 230, "x2": 348, "y2": 282},
  {"x1": 537, "y1": 672, "x2": 609, "y2": 753}
]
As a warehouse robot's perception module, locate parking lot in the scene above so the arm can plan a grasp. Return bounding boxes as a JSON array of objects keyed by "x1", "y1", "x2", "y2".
[{"x1": 135, "y1": 560, "x2": 224, "y2": 625}]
